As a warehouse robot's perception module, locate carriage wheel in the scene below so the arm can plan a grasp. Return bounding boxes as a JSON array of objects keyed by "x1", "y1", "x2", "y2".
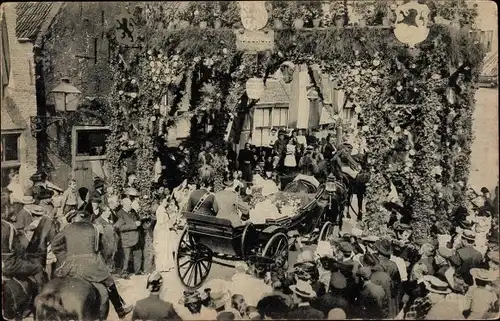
[
  {"x1": 176, "y1": 228, "x2": 212, "y2": 290},
  {"x1": 319, "y1": 221, "x2": 335, "y2": 242},
  {"x1": 262, "y1": 232, "x2": 289, "y2": 269},
  {"x1": 241, "y1": 223, "x2": 257, "y2": 260}
]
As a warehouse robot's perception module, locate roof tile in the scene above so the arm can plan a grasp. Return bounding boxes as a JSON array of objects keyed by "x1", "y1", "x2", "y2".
[
  {"x1": 258, "y1": 79, "x2": 292, "y2": 105},
  {"x1": 16, "y1": 2, "x2": 53, "y2": 39}
]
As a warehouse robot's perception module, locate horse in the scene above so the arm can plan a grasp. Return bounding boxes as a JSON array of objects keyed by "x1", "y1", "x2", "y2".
[
  {"x1": 318, "y1": 151, "x2": 370, "y2": 221},
  {"x1": 34, "y1": 276, "x2": 109, "y2": 321},
  {"x1": 2, "y1": 215, "x2": 57, "y2": 320},
  {"x1": 34, "y1": 220, "x2": 115, "y2": 321}
]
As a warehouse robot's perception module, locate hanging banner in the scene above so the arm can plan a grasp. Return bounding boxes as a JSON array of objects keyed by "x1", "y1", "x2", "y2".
[{"x1": 235, "y1": 30, "x2": 274, "y2": 51}]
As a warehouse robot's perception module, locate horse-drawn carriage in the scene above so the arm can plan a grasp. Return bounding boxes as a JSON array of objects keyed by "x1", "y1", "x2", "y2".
[{"x1": 175, "y1": 176, "x2": 347, "y2": 289}]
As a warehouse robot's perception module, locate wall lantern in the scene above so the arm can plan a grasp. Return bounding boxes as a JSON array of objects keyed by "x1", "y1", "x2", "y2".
[
  {"x1": 246, "y1": 77, "x2": 265, "y2": 101},
  {"x1": 51, "y1": 77, "x2": 82, "y2": 112}
]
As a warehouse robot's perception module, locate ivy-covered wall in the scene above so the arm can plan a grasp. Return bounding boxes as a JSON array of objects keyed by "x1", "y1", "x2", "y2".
[{"x1": 39, "y1": 2, "x2": 132, "y2": 187}]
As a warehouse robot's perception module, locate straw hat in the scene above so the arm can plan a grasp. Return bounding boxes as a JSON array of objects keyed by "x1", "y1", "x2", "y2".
[
  {"x1": 462, "y1": 229, "x2": 476, "y2": 241},
  {"x1": 470, "y1": 268, "x2": 497, "y2": 282},
  {"x1": 19, "y1": 196, "x2": 35, "y2": 205},
  {"x1": 361, "y1": 235, "x2": 379, "y2": 243},
  {"x1": 124, "y1": 187, "x2": 139, "y2": 197},
  {"x1": 28, "y1": 205, "x2": 45, "y2": 216},
  {"x1": 423, "y1": 275, "x2": 451, "y2": 294},
  {"x1": 290, "y1": 279, "x2": 316, "y2": 299}
]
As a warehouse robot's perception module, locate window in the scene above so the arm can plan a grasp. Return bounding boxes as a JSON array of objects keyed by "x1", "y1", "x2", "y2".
[
  {"x1": 252, "y1": 107, "x2": 288, "y2": 146},
  {"x1": 75, "y1": 128, "x2": 110, "y2": 157},
  {"x1": 1, "y1": 133, "x2": 20, "y2": 162},
  {"x1": 1, "y1": 133, "x2": 21, "y2": 188},
  {"x1": 472, "y1": 30, "x2": 494, "y2": 52},
  {"x1": 272, "y1": 108, "x2": 288, "y2": 128}
]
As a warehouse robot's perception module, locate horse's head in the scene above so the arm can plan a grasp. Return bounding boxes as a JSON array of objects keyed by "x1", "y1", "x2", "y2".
[{"x1": 26, "y1": 216, "x2": 58, "y2": 256}]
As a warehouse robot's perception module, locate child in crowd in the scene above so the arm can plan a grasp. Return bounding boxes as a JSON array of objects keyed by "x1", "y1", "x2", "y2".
[{"x1": 61, "y1": 179, "x2": 78, "y2": 215}]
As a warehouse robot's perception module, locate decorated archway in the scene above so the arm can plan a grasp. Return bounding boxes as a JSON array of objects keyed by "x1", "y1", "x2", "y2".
[{"x1": 106, "y1": 1, "x2": 484, "y2": 241}]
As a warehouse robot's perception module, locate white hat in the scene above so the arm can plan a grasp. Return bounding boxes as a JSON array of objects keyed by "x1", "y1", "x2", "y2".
[
  {"x1": 261, "y1": 182, "x2": 279, "y2": 197},
  {"x1": 124, "y1": 187, "x2": 139, "y2": 196},
  {"x1": 290, "y1": 279, "x2": 316, "y2": 299},
  {"x1": 423, "y1": 275, "x2": 451, "y2": 294}
]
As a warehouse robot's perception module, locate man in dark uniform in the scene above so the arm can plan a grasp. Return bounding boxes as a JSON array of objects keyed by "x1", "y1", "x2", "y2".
[
  {"x1": 238, "y1": 143, "x2": 254, "y2": 183},
  {"x1": 132, "y1": 271, "x2": 181, "y2": 321},
  {"x1": 373, "y1": 238, "x2": 401, "y2": 318},
  {"x1": 186, "y1": 166, "x2": 219, "y2": 216},
  {"x1": 1, "y1": 198, "x2": 46, "y2": 291},
  {"x1": 273, "y1": 130, "x2": 287, "y2": 170},
  {"x1": 51, "y1": 210, "x2": 133, "y2": 319}
]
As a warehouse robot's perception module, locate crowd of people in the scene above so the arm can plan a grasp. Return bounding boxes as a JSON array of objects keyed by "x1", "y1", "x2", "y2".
[{"x1": 1, "y1": 126, "x2": 499, "y2": 320}]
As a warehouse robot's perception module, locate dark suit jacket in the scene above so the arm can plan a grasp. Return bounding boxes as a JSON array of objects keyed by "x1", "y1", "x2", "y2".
[
  {"x1": 310, "y1": 292, "x2": 349, "y2": 316},
  {"x1": 357, "y1": 281, "x2": 388, "y2": 319},
  {"x1": 132, "y1": 293, "x2": 181, "y2": 321},
  {"x1": 115, "y1": 209, "x2": 139, "y2": 248},
  {"x1": 378, "y1": 256, "x2": 401, "y2": 295},
  {"x1": 185, "y1": 189, "x2": 218, "y2": 216},
  {"x1": 95, "y1": 216, "x2": 118, "y2": 261},
  {"x1": 455, "y1": 245, "x2": 484, "y2": 283},
  {"x1": 287, "y1": 304, "x2": 325, "y2": 320},
  {"x1": 13, "y1": 208, "x2": 33, "y2": 231}
]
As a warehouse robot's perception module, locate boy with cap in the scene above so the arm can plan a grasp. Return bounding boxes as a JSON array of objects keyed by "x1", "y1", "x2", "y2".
[
  {"x1": 61, "y1": 179, "x2": 78, "y2": 215},
  {"x1": 374, "y1": 238, "x2": 402, "y2": 318},
  {"x1": 287, "y1": 279, "x2": 325, "y2": 319},
  {"x1": 132, "y1": 272, "x2": 181, "y2": 321},
  {"x1": 466, "y1": 268, "x2": 498, "y2": 319}
]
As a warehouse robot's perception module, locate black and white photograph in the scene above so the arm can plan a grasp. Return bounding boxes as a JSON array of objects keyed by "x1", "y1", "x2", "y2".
[{"x1": 1, "y1": 1, "x2": 498, "y2": 320}]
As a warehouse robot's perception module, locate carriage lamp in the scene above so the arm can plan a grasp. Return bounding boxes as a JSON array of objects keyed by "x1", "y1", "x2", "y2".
[
  {"x1": 51, "y1": 77, "x2": 82, "y2": 112},
  {"x1": 325, "y1": 182, "x2": 337, "y2": 192}
]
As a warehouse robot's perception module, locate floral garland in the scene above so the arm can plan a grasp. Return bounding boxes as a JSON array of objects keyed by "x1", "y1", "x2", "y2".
[
  {"x1": 270, "y1": 25, "x2": 483, "y2": 240},
  {"x1": 107, "y1": 4, "x2": 483, "y2": 240}
]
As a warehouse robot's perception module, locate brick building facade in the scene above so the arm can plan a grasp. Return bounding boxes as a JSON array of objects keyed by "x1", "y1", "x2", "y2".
[{"x1": 0, "y1": 3, "x2": 58, "y2": 189}]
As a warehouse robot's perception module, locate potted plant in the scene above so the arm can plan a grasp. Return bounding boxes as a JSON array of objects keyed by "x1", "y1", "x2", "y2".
[
  {"x1": 272, "y1": 1, "x2": 288, "y2": 29},
  {"x1": 330, "y1": 1, "x2": 346, "y2": 27},
  {"x1": 292, "y1": 7, "x2": 304, "y2": 29}
]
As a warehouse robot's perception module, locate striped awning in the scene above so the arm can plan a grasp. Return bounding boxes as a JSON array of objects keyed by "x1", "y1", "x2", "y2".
[{"x1": 481, "y1": 50, "x2": 498, "y2": 77}]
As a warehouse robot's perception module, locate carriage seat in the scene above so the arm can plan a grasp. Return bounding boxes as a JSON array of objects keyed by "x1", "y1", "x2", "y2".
[{"x1": 293, "y1": 174, "x2": 320, "y2": 188}]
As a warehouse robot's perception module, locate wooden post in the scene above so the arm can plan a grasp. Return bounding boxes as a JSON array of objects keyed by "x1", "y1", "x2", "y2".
[{"x1": 336, "y1": 117, "x2": 343, "y2": 147}]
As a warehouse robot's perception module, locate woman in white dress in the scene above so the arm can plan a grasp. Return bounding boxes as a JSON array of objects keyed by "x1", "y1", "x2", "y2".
[{"x1": 153, "y1": 196, "x2": 175, "y2": 272}]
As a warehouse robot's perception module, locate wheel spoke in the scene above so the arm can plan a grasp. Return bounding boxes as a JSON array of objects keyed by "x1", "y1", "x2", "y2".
[
  {"x1": 181, "y1": 261, "x2": 194, "y2": 281},
  {"x1": 193, "y1": 262, "x2": 199, "y2": 286},
  {"x1": 199, "y1": 259, "x2": 208, "y2": 272},
  {"x1": 178, "y1": 258, "x2": 191, "y2": 269},
  {"x1": 187, "y1": 264, "x2": 195, "y2": 287}
]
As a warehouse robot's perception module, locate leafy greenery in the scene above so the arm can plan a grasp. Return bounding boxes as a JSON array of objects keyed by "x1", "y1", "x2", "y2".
[{"x1": 107, "y1": 3, "x2": 483, "y2": 241}]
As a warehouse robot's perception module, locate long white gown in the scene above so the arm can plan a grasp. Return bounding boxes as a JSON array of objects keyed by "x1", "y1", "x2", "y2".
[{"x1": 154, "y1": 201, "x2": 175, "y2": 272}]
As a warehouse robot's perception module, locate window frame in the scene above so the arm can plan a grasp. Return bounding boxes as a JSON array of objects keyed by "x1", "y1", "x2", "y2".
[
  {"x1": 72, "y1": 126, "x2": 110, "y2": 165},
  {"x1": 1, "y1": 131, "x2": 22, "y2": 167},
  {"x1": 252, "y1": 104, "x2": 289, "y2": 146}
]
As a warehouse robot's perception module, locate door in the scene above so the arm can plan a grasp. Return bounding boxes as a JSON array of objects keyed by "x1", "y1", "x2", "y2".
[{"x1": 72, "y1": 126, "x2": 110, "y2": 190}]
